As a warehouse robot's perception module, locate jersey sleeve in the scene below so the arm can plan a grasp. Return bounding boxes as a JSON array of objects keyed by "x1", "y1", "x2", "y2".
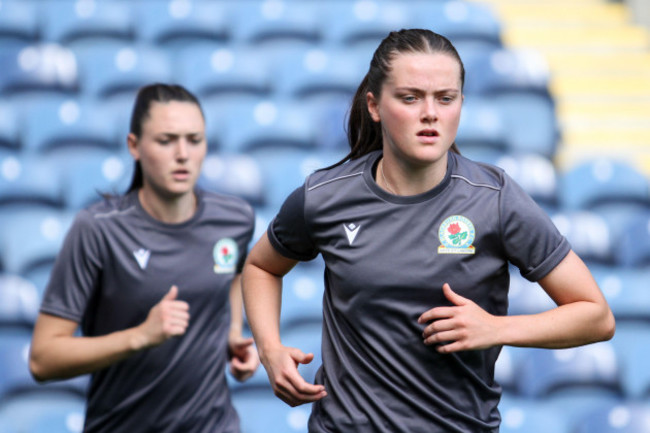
[
  {"x1": 499, "y1": 173, "x2": 571, "y2": 282},
  {"x1": 39, "y1": 210, "x2": 103, "y2": 322},
  {"x1": 267, "y1": 186, "x2": 319, "y2": 261}
]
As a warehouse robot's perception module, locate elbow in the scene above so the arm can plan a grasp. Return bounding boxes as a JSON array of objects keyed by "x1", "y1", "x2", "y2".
[
  {"x1": 28, "y1": 350, "x2": 56, "y2": 383},
  {"x1": 600, "y1": 308, "x2": 616, "y2": 342}
]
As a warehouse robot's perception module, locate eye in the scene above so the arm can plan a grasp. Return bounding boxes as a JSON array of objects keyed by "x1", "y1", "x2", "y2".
[
  {"x1": 402, "y1": 95, "x2": 417, "y2": 103},
  {"x1": 189, "y1": 136, "x2": 204, "y2": 145}
]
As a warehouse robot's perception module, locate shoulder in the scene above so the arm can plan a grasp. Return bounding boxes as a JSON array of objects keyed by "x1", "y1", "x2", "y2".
[
  {"x1": 304, "y1": 152, "x2": 375, "y2": 193},
  {"x1": 450, "y1": 152, "x2": 507, "y2": 191},
  {"x1": 200, "y1": 189, "x2": 255, "y2": 222}
]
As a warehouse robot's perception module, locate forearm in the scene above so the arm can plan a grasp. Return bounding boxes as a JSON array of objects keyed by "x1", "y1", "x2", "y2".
[
  {"x1": 229, "y1": 274, "x2": 244, "y2": 338},
  {"x1": 30, "y1": 319, "x2": 150, "y2": 381},
  {"x1": 498, "y1": 300, "x2": 615, "y2": 349},
  {"x1": 241, "y1": 262, "x2": 283, "y2": 358}
]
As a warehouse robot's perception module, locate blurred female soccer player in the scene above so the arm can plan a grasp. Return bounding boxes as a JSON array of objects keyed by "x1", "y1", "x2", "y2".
[
  {"x1": 241, "y1": 29, "x2": 615, "y2": 432},
  {"x1": 30, "y1": 83, "x2": 259, "y2": 432}
]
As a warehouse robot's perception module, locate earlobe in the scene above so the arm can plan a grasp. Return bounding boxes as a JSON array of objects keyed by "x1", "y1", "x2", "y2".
[
  {"x1": 366, "y1": 92, "x2": 381, "y2": 122},
  {"x1": 127, "y1": 133, "x2": 139, "y2": 160}
]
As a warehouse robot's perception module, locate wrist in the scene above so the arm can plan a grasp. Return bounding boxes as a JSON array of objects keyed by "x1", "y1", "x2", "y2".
[{"x1": 127, "y1": 326, "x2": 151, "y2": 352}]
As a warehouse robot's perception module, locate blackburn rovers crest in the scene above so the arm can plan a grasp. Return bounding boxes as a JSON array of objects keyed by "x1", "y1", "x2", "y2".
[
  {"x1": 213, "y1": 238, "x2": 238, "y2": 273},
  {"x1": 438, "y1": 215, "x2": 476, "y2": 255}
]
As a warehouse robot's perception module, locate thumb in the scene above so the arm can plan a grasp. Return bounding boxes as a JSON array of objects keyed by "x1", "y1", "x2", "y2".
[
  {"x1": 290, "y1": 348, "x2": 314, "y2": 365},
  {"x1": 442, "y1": 283, "x2": 466, "y2": 306},
  {"x1": 163, "y1": 285, "x2": 178, "y2": 301}
]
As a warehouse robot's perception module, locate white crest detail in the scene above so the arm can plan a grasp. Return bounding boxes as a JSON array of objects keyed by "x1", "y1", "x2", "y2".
[
  {"x1": 343, "y1": 223, "x2": 360, "y2": 245},
  {"x1": 133, "y1": 248, "x2": 151, "y2": 270}
]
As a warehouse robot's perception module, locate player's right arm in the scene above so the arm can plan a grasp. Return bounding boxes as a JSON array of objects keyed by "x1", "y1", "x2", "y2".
[
  {"x1": 242, "y1": 233, "x2": 327, "y2": 406},
  {"x1": 29, "y1": 285, "x2": 189, "y2": 381}
]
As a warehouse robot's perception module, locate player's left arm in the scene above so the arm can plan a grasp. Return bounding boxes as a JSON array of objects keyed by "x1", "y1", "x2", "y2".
[
  {"x1": 419, "y1": 250, "x2": 615, "y2": 352},
  {"x1": 228, "y1": 274, "x2": 260, "y2": 381}
]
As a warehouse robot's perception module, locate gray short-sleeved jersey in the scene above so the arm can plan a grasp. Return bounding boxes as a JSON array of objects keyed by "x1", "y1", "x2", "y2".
[
  {"x1": 269, "y1": 150, "x2": 570, "y2": 433},
  {"x1": 40, "y1": 189, "x2": 255, "y2": 433}
]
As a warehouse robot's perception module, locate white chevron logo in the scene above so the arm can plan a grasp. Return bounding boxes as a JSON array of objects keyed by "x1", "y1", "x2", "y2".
[
  {"x1": 343, "y1": 223, "x2": 360, "y2": 245},
  {"x1": 133, "y1": 248, "x2": 151, "y2": 270}
]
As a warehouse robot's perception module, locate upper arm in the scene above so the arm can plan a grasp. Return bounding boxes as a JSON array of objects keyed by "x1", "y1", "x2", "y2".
[
  {"x1": 246, "y1": 232, "x2": 299, "y2": 278},
  {"x1": 31, "y1": 313, "x2": 79, "y2": 352},
  {"x1": 538, "y1": 250, "x2": 609, "y2": 307}
]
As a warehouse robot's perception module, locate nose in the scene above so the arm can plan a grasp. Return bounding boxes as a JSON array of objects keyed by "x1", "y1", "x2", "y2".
[
  {"x1": 421, "y1": 98, "x2": 438, "y2": 123},
  {"x1": 175, "y1": 140, "x2": 189, "y2": 160}
]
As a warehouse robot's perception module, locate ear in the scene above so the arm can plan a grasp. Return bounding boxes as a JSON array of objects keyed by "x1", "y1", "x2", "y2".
[
  {"x1": 127, "y1": 133, "x2": 140, "y2": 160},
  {"x1": 366, "y1": 91, "x2": 381, "y2": 123}
]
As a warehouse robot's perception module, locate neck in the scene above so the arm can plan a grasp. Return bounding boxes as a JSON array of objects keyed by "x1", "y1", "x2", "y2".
[
  {"x1": 379, "y1": 153, "x2": 448, "y2": 196},
  {"x1": 137, "y1": 188, "x2": 197, "y2": 224}
]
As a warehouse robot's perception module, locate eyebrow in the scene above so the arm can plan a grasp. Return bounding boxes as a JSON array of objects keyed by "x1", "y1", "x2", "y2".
[{"x1": 396, "y1": 87, "x2": 461, "y2": 94}]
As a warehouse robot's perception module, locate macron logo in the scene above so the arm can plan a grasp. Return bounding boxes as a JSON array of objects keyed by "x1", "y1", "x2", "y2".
[
  {"x1": 343, "y1": 223, "x2": 360, "y2": 245},
  {"x1": 133, "y1": 248, "x2": 151, "y2": 270}
]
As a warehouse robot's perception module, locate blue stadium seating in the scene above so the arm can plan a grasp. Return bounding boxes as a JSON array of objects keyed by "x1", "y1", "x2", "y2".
[
  {"x1": 21, "y1": 97, "x2": 120, "y2": 155},
  {"x1": 0, "y1": 102, "x2": 21, "y2": 150},
  {"x1": 559, "y1": 158, "x2": 650, "y2": 211},
  {"x1": 0, "y1": 42, "x2": 79, "y2": 98},
  {"x1": 40, "y1": 0, "x2": 135, "y2": 49},
  {"x1": 573, "y1": 402, "x2": 650, "y2": 433},
  {"x1": 515, "y1": 343, "x2": 623, "y2": 399},
  {"x1": 0, "y1": 152, "x2": 64, "y2": 210},
  {"x1": 0, "y1": 391, "x2": 86, "y2": 433},
  {"x1": 280, "y1": 264, "x2": 325, "y2": 330},
  {"x1": 198, "y1": 152, "x2": 266, "y2": 207},
  {"x1": 589, "y1": 263, "x2": 650, "y2": 322},
  {"x1": 610, "y1": 322, "x2": 650, "y2": 400},
  {"x1": 73, "y1": 42, "x2": 173, "y2": 101},
  {"x1": 498, "y1": 395, "x2": 571, "y2": 433},
  {"x1": 232, "y1": 386, "x2": 313, "y2": 433},
  {"x1": 0, "y1": 208, "x2": 75, "y2": 276},
  {"x1": 133, "y1": 0, "x2": 231, "y2": 49},
  {"x1": 175, "y1": 44, "x2": 273, "y2": 108},
  {"x1": 0, "y1": 274, "x2": 40, "y2": 328},
  {"x1": 550, "y1": 210, "x2": 616, "y2": 265},
  {"x1": 506, "y1": 269, "x2": 556, "y2": 317},
  {"x1": 0, "y1": 1, "x2": 40, "y2": 47}
]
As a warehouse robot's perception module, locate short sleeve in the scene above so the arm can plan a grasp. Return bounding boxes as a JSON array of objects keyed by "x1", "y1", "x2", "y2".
[
  {"x1": 39, "y1": 210, "x2": 103, "y2": 322},
  {"x1": 236, "y1": 203, "x2": 255, "y2": 273},
  {"x1": 267, "y1": 186, "x2": 318, "y2": 261},
  {"x1": 499, "y1": 173, "x2": 571, "y2": 282}
]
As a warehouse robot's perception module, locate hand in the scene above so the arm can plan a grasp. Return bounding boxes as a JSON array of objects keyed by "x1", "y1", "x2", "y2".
[
  {"x1": 260, "y1": 345, "x2": 327, "y2": 407},
  {"x1": 417, "y1": 283, "x2": 501, "y2": 353},
  {"x1": 228, "y1": 335, "x2": 260, "y2": 382},
  {"x1": 137, "y1": 285, "x2": 190, "y2": 349}
]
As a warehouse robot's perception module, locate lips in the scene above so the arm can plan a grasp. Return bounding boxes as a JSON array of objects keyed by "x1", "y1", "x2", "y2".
[{"x1": 417, "y1": 129, "x2": 439, "y2": 137}]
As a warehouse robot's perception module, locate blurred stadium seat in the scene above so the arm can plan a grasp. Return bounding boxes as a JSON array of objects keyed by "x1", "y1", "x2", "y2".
[
  {"x1": 610, "y1": 322, "x2": 650, "y2": 400},
  {"x1": 21, "y1": 97, "x2": 120, "y2": 155},
  {"x1": 0, "y1": 274, "x2": 40, "y2": 329},
  {"x1": 551, "y1": 210, "x2": 616, "y2": 265},
  {"x1": 515, "y1": 343, "x2": 623, "y2": 399},
  {"x1": 40, "y1": 0, "x2": 135, "y2": 49},
  {"x1": 199, "y1": 152, "x2": 266, "y2": 207},
  {"x1": 493, "y1": 153, "x2": 559, "y2": 210},
  {"x1": 74, "y1": 42, "x2": 173, "y2": 101},
  {"x1": 230, "y1": 1, "x2": 322, "y2": 57},
  {"x1": 590, "y1": 264, "x2": 650, "y2": 322},
  {"x1": 0, "y1": 1, "x2": 40, "y2": 47},
  {"x1": 0, "y1": 152, "x2": 64, "y2": 210},
  {"x1": 0, "y1": 208, "x2": 74, "y2": 277},
  {"x1": 498, "y1": 395, "x2": 571, "y2": 433},
  {"x1": 0, "y1": 102, "x2": 21, "y2": 150},
  {"x1": 134, "y1": 0, "x2": 231, "y2": 49},
  {"x1": 409, "y1": 0, "x2": 503, "y2": 54},
  {"x1": 232, "y1": 386, "x2": 313, "y2": 433},
  {"x1": 175, "y1": 45, "x2": 273, "y2": 107},
  {"x1": 280, "y1": 263, "x2": 324, "y2": 330},
  {"x1": 0, "y1": 391, "x2": 86, "y2": 433},
  {"x1": 0, "y1": 42, "x2": 79, "y2": 99},
  {"x1": 506, "y1": 269, "x2": 556, "y2": 317},
  {"x1": 558, "y1": 158, "x2": 650, "y2": 212},
  {"x1": 572, "y1": 402, "x2": 650, "y2": 433},
  {"x1": 456, "y1": 97, "x2": 509, "y2": 152}
]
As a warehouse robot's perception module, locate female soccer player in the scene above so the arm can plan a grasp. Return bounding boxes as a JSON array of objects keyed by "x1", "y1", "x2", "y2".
[
  {"x1": 241, "y1": 29, "x2": 615, "y2": 432},
  {"x1": 29, "y1": 83, "x2": 259, "y2": 432}
]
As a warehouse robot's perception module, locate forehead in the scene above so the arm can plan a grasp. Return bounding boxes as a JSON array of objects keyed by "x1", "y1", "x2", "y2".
[
  {"x1": 385, "y1": 52, "x2": 462, "y2": 89},
  {"x1": 142, "y1": 101, "x2": 205, "y2": 133}
]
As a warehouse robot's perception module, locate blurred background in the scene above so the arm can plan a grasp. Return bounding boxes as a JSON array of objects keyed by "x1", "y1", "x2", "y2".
[{"x1": 0, "y1": 0, "x2": 649, "y2": 432}]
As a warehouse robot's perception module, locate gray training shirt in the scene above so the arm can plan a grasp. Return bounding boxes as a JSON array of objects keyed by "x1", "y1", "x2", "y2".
[
  {"x1": 40, "y1": 189, "x2": 255, "y2": 433},
  {"x1": 269, "y1": 150, "x2": 570, "y2": 433}
]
